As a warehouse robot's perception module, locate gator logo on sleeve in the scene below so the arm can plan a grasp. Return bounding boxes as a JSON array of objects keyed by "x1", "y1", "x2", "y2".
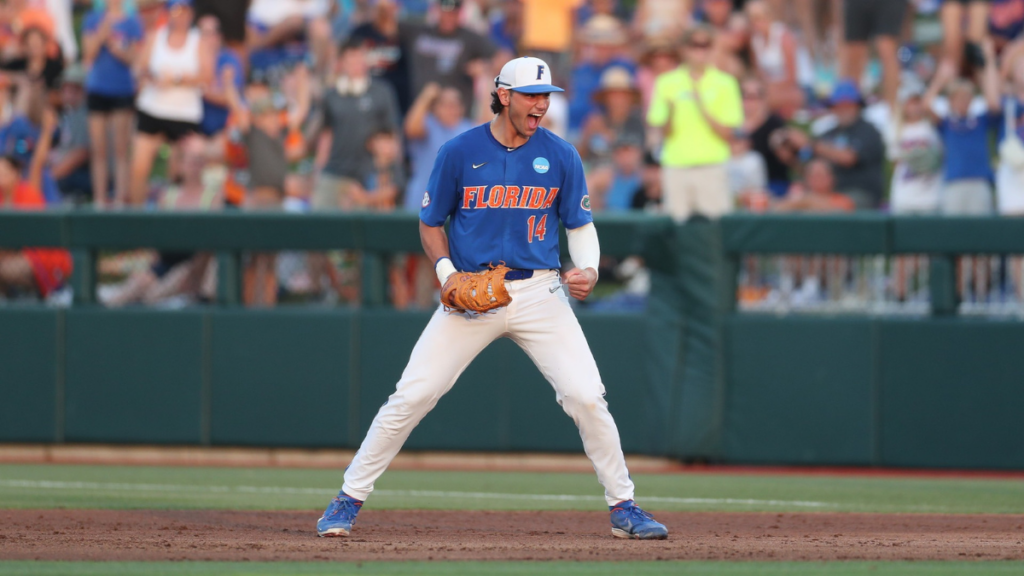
[
  {"x1": 422, "y1": 191, "x2": 431, "y2": 208},
  {"x1": 581, "y1": 195, "x2": 591, "y2": 211}
]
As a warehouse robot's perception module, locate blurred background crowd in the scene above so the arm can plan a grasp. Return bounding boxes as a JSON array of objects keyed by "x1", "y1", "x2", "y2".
[{"x1": 1, "y1": 0, "x2": 1023, "y2": 308}]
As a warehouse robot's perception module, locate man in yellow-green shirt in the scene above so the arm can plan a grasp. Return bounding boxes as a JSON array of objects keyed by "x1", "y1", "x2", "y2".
[{"x1": 646, "y1": 25, "x2": 743, "y2": 221}]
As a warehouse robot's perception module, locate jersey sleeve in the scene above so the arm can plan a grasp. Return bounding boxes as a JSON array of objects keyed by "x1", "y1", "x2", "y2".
[
  {"x1": 558, "y1": 145, "x2": 594, "y2": 230},
  {"x1": 419, "y1": 142, "x2": 461, "y2": 226}
]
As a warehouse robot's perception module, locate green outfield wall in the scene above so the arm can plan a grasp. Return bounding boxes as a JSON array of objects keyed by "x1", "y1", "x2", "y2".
[{"x1": 1, "y1": 212, "x2": 1022, "y2": 469}]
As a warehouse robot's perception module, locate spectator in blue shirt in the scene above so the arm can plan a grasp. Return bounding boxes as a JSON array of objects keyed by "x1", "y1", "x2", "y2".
[
  {"x1": 402, "y1": 82, "x2": 474, "y2": 212},
  {"x1": 489, "y1": 0, "x2": 521, "y2": 56},
  {"x1": 569, "y1": 15, "x2": 635, "y2": 137},
  {"x1": 82, "y1": 0, "x2": 143, "y2": 208},
  {"x1": 924, "y1": 44, "x2": 1001, "y2": 215},
  {"x1": 0, "y1": 82, "x2": 61, "y2": 204},
  {"x1": 197, "y1": 15, "x2": 244, "y2": 139},
  {"x1": 589, "y1": 135, "x2": 644, "y2": 212}
]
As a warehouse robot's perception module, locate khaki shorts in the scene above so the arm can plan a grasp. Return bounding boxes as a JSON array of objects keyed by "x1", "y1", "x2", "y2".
[
  {"x1": 312, "y1": 173, "x2": 361, "y2": 211},
  {"x1": 941, "y1": 179, "x2": 994, "y2": 216},
  {"x1": 661, "y1": 164, "x2": 732, "y2": 222}
]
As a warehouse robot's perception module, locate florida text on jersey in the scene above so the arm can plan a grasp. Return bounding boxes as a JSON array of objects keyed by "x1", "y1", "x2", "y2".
[{"x1": 419, "y1": 124, "x2": 593, "y2": 273}]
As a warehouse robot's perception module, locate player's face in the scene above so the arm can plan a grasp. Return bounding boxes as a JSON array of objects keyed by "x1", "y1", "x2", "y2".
[{"x1": 508, "y1": 91, "x2": 550, "y2": 138}]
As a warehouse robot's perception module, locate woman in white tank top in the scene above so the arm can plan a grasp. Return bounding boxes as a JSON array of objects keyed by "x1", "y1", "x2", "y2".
[
  {"x1": 129, "y1": 0, "x2": 210, "y2": 205},
  {"x1": 746, "y1": 0, "x2": 813, "y2": 117}
]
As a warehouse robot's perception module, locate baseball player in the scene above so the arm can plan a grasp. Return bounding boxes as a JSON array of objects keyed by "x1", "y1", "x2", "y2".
[{"x1": 317, "y1": 57, "x2": 668, "y2": 540}]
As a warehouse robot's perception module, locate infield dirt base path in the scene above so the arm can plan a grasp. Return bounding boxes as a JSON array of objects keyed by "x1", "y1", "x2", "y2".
[{"x1": 2, "y1": 510, "x2": 1023, "y2": 562}]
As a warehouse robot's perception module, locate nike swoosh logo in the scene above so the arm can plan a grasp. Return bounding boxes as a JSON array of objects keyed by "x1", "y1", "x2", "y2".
[
  {"x1": 473, "y1": 163, "x2": 487, "y2": 169},
  {"x1": 550, "y1": 285, "x2": 562, "y2": 293}
]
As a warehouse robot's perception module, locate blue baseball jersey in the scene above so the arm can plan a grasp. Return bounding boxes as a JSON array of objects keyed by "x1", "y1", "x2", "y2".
[{"x1": 419, "y1": 124, "x2": 593, "y2": 273}]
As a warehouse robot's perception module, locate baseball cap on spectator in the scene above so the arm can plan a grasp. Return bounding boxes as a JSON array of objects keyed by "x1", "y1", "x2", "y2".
[
  {"x1": 593, "y1": 66, "x2": 640, "y2": 104},
  {"x1": 438, "y1": 0, "x2": 462, "y2": 11},
  {"x1": 579, "y1": 15, "x2": 628, "y2": 46},
  {"x1": 829, "y1": 79, "x2": 863, "y2": 107},
  {"x1": 495, "y1": 56, "x2": 564, "y2": 94}
]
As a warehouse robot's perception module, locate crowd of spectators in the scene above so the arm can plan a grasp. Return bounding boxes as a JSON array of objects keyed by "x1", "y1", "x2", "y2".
[{"x1": 3, "y1": 0, "x2": 1024, "y2": 305}]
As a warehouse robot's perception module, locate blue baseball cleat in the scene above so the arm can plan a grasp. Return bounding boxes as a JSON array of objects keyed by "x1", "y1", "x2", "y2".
[
  {"x1": 609, "y1": 500, "x2": 668, "y2": 540},
  {"x1": 317, "y1": 493, "x2": 363, "y2": 537}
]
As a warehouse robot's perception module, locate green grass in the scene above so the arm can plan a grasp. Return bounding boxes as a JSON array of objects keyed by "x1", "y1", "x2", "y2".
[
  {"x1": 2, "y1": 562, "x2": 1024, "y2": 576},
  {"x1": 2, "y1": 463, "x2": 1024, "y2": 514}
]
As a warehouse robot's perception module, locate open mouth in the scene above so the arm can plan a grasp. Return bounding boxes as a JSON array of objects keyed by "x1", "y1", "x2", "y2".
[{"x1": 526, "y1": 113, "x2": 542, "y2": 130}]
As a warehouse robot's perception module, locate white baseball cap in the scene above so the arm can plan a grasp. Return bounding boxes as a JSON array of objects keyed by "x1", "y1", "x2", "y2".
[{"x1": 494, "y1": 57, "x2": 564, "y2": 95}]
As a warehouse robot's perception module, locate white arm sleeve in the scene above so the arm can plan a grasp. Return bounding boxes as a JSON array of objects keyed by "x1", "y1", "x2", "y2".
[{"x1": 566, "y1": 223, "x2": 600, "y2": 277}]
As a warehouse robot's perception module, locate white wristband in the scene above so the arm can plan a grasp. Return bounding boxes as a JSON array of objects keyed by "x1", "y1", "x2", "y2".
[{"x1": 435, "y1": 257, "x2": 457, "y2": 284}]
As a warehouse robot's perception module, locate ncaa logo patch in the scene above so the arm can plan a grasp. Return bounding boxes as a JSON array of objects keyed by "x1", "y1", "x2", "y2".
[
  {"x1": 581, "y1": 195, "x2": 591, "y2": 211},
  {"x1": 422, "y1": 191, "x2": 431, "y2": 208},
  {"x1": 533, "y1": 157, "x2": 550, "y2": 174}
]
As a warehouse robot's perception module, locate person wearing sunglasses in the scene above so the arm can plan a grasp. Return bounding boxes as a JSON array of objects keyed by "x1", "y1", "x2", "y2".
[{"x1": 646, "y1": 24, "x2": 743, "y2": 222}]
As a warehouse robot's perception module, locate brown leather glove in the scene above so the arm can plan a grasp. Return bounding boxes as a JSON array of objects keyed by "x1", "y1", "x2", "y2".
[{"x1": 440, "y1": 264, "x2": 512, "y2": 313}]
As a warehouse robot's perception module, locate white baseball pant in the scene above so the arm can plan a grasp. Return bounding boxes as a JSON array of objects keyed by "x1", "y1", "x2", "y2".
[{"x1": 341, "y1": 270, "x2": 636, "y2": 506}]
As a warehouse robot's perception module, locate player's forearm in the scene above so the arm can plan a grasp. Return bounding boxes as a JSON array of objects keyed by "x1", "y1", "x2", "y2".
[{"x1": 420, "y1": 221, "x2": 454, "y2": 282}]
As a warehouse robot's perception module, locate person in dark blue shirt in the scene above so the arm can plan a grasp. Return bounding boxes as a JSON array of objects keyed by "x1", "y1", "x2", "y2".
[
  {"x1": 316, "y1": 56, "x2": 669, "y2": 543},
  {"x1": 82, "y1": 0, "x2": 143, "y2": 207},
  {"x1": 197, "y1": 15, "x2": 244, "y2": 138},
  {"x1": 0, "y1": 96, "x2": 61, "y2": 204},
  {"x1": 924, "y1": 42, "x2": 1001, "y2": 215},
  {"x1": 569, "y1": 15, "x2": 636, "y2": 136}
]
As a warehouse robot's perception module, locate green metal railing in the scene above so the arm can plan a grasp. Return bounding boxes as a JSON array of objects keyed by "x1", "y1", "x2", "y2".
[
  {"x1": 0, "y1": 210, "x2": 673, "y2": 307},
  {"x1": 721, "y1": 214, "x2": 1024, "y2": 316}
]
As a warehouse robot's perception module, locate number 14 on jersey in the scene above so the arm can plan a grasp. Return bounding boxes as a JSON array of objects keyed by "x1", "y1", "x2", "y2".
[{"x1": 527, "y1": 214, "x2": 548, "y2": 243}]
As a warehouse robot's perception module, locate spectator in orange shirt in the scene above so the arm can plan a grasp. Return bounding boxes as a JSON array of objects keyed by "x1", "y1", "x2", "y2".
[
  {"x1": 774, "y1": 159, "x2": 855, "y2": 213},
  {"x1": 519, "y1": 0, "x2": 582, "y2": 58},
  {"x1": 0, "y1": 105, "x2": 71, "y2": 300}
]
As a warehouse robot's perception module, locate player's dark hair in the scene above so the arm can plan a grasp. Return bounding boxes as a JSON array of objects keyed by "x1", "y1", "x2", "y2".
[{"x1": 490, "y1": 90, "x2": 504, "y2": 114}]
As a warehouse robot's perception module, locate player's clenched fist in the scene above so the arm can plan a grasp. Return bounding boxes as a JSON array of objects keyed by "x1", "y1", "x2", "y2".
[{"x1": 562, "y1": 267, "x2": 598, "y2": 301}]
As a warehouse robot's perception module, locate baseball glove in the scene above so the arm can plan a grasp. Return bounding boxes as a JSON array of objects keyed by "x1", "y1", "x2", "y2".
[{"x1": 441, "y1": 264, "x2": 512, "y2": 313}]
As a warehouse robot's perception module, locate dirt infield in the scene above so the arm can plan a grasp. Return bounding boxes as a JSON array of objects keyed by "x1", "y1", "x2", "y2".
[{"x1": 2, "y1": 509, "x2": 1023, "y2": 562}]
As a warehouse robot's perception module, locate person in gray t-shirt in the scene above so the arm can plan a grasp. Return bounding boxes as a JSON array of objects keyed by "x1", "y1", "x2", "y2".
[
  {"x1": 399, "y1": 0, "x2": 495, "y2": 120},
  {"x1": 314, "y1": 38, "x2": 400, "y2": 211},
  {"x1": 224, "y1": 67, "x2": 311, "y2": 207},
  {"x1": 53, "y1": 65, "x2": 92, "y2": 204}
]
